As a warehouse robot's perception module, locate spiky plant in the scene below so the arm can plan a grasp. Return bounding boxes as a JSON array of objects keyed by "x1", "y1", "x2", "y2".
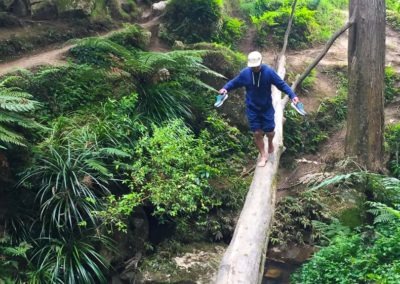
[
  {"x1": 29, "y1": 234, "x2": 110, "y2": 284},
  {"x1": 20, "y1": 144, "x2": 111, "y2": 236},
  {"x1": 0, "y1": 76, "x2": 38, "y2": 148}
]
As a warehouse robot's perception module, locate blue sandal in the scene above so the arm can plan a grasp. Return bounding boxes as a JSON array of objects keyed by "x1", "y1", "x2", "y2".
[
  {"x1": 214, "y1": 93, "x2": 228, "y2": 108},
  {"x1": 290, "y1": 102, "x2": 307, "y2": 116}
]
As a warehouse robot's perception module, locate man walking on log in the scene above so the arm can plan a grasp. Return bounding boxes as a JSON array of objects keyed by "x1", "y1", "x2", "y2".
[{"x1": 218, "y1": 51, "x2": 299, "y2": 167}]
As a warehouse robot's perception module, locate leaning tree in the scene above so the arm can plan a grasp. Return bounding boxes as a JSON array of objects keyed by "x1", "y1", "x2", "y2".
[{"x1": 345, "y1": 0, "x2": 386, "y2": 172}]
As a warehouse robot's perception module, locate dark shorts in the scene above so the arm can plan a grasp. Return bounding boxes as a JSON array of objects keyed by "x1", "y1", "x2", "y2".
[{"x1": 246, "y1": 107, "x2": 275, "y2": 133}]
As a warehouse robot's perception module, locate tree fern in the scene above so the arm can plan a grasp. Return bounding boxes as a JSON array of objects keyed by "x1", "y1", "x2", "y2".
[
  {"x1": 0, "y1": 77, "x2": 39, "y2": 148},
  {"x1": 367, "y1": 201, "x2": 400, "y2": 224}
]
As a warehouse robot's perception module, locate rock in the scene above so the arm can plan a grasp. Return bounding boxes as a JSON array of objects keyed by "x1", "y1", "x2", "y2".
[
  {"x1": 0, "y1": 11, "x2": 22, "y2": 27},
  {"x1": 268, "y1": 244, "x2": 316, "y2": 264},
  {"x1": 151, "y1": 0, "x2": 167, "y2": 15},
  {"x1": 0, "y1": 0, "x2": 15, "y2": 11},
  {"x1": 173, "y1": 40, "x2": 185, "y2": 50},
  {"x1": 115, "y1": 0, "x2": 135, "y2": 14},
  {"x1": 55, "y1": 0, "x2": 95, "y2": 18},
  {"x1": 151, "y1": 68, "x2": 170, "y2": 84},
  {"x1": 30, "y1": 0, "x2": 58, "y2": 20},
  {"x1": 264, "y1": 267, "x2": 283, "y2": 279},
  {"x1": 10, "y1": 0, "x2": 29, "y2": 16}
]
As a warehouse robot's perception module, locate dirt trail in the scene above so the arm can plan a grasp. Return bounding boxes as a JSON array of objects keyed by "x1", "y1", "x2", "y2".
[{"x1": 0, "y1": 14, "x2": 165, "y2": 76}]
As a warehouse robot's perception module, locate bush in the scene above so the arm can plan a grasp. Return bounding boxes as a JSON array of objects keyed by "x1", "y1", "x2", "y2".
[
  {"x1": 214, "y1": 16, "x2": 246, "y2": 47},
  {"x1": 292, "y1": 217, "x2": 400, "y2": 283},
  {"x1": 252, "y1": 6, "x2": 318, "y2": 49},
  {"x1": 99, "y1": 115, "x2": 253, "y2": 236},
  {"x1": 385, "y1": 66, "x2": 400, "y2": 104},
  {"x1": 385, "y1": 123, "x2": 400, "y2": 178},
  {"x1": 24, "y1": 64, "x2": 133, "y2": 119},
  {"x1": 107, "y1": 24, "x2": 151, "y2": 50},
  {"x1": 162, "y1": 0, "x2": 223, "y2": 43},
  {"x1": 284, "y1": 71, "x2": 347, "y2": 156},
  {"x1": 251, "y1": 0, "x2": 347, "y2": 48},
  {"x1": 270, "y1": 191, "x2": 332, "y2": 247}
]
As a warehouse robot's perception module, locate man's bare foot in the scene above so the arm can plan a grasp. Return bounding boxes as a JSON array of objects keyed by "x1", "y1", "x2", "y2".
[
  {"x1": 257, "y1": 156, "x2": 268, "y2": 167},
  {"x1": 268, "y1": 144, "x2": 274, "y2": 154}
]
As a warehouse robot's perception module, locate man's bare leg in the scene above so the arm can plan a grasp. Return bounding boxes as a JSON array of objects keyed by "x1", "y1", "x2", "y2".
[
  {"x1": 254, "y1": 130, "x2": 268, "y2": 167},
  {"x1": 266, "y1": 131, "x2": 275, "y2": 154}
]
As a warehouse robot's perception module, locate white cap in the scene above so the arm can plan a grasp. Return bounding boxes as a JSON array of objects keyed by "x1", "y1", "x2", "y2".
[{"x1": 247, "y1": 51, "x2": 262, "y2": 67}]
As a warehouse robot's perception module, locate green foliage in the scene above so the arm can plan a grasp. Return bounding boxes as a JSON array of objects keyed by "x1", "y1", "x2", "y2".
[
  {"x1": 18, "y1": 121, "x2": 126, "y2": 235},
  {"x1": 132, "y1": 50, "x2": 224, "y2": 124},
  {"x1": 293, "y1": 174, "x2": 400, "y2": 283},
  {"x1": 270, "y1": 190, "x2": 332, "y2": 247},
  {"x1": 128, "y1": 119, "x2": 221, "y2": 218},
  {"x1": 30, "y1": 234, "x2": 110, "y2": 284},
  {"x1": 213, "y1": 16, "x2": 246, "y2": 47},
  {"x1": 292, "y1": 207, "x2": 400, "y2": 283},
  {"x1": 251, "y1": 0, "x2": 347, "y2": 48},
  {"x1": 107, "y1": 24, "x2": 150, "y2": 50},
  {"x1": 70, "y1": 38, "x2": 224, "y2": 124},
  {"x1": 19, "y1": 64, "x2": 133, "y2": 120},
  {"x1": 284, "y1": 71, "x2": 347, "y2": 156},
  {"x1": 0, "y1": 236, "x2": 32, "y2": 283},
  {"x1": 99, "y1": 114, "x2": 252, "y2": 238},
  {"x1": 385, "y1": 123, "x2": 400, "y2": 178},
  {"x1": 387, "y1": 0, "x2": 400, "y2": 30},
  {"x1": 187, "y1": 42, "x2": 246, "y2": 78},
  {"x1": 70, "y1": 38, "x2": 136, "y2": 68},
  {"x1": 253, "y1": 5, "x2": 318, "y2": 49},
  {"x1": 312, "y1": 172, "x2": 400, "y2": 206},
  {"x1": 162, "y1": 0, "x2": 223, "y2": 43},
  {"x1": 385, "y1": 66, "x2": 400, "y2": 104},
  {"x1": 0, "y1": 76, "x2": 39, "y2": 148}
]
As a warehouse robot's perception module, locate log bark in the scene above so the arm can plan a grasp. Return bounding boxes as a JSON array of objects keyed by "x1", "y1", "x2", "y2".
[{"x1": 345, "y1": 0, "x2": 386, "y2": 171}]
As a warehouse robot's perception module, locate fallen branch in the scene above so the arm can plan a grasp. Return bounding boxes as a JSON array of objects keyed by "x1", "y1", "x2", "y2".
[
  {"x1": 291, "y1": 13, "x2": 356, "y2": 91},
  {"x1": 279, "y1": 0, "x2": 298, "y2": 58}
]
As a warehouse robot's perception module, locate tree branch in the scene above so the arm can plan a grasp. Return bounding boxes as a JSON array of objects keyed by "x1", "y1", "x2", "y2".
[
  {"x1": 279, "y1": 0, "x2": 298, "y2": 59},
  {"x1": 291, "y1": 13, "x2": 356, "y2": 91}
]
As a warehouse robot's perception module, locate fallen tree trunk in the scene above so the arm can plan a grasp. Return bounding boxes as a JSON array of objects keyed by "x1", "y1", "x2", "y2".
[
  {"x1": 216, "y1": 54, "x2": 288, "y2": 284},
  {"x1": 215, "y1": 0, "x2": 297, "y2": 282}
]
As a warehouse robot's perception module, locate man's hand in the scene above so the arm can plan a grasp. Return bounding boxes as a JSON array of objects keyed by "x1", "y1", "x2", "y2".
[
  {"x1": 292, "y1": 96, "x2": 299, "y2": 104},
  {"x1": 219, "y1": 88, "x2": 228, "y2": 94}
]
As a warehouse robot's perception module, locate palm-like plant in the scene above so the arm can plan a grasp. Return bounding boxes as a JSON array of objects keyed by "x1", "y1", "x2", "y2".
[
  {"x1": 70, "y1": 38, "x2": 225, "y2": 123},
  {"x1": 30, "y1": 234, "x2": 110, "y2": 284},
  {"x1": 0, "y1": 76, "x2": 38, "y2": 148},
  {"x1": 20, "y1": 144, "x2": 111, "y2": 236}
]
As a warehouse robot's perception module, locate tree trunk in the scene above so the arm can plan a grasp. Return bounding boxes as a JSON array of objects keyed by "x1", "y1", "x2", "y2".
[
  {"x1": 346, "y1": 0, "x2": 386, "y2": 171},
  {"x1": 216, "y1": 56, "x2": 287, "y2": 284}
]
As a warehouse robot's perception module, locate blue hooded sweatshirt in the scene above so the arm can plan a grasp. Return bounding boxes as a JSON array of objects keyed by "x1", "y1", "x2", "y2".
[{"x1": 223, "y1": 64, "x2": 296, "y2": 117}]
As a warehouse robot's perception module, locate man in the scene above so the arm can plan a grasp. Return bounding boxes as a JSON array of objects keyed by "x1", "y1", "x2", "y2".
[{"x1": 219, "y1": 51, "x2": 299, "y2": 167}]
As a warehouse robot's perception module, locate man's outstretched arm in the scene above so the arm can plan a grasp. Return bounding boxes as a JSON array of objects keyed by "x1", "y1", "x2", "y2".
[
  {"x1": 270, "y1": 69, "x2": 299, "y2": 103},
  {"x1": 219, "y1": 72, "x2": 246, "y2": 94}
]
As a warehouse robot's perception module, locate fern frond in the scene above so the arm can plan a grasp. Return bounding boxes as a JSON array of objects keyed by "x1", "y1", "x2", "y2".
[
  {"x1": 84, "y1": 159, "x2": 112, "y2": 177},
  {"x1": 0, "y1": 125, "x2": 25, "y2": 146},
  {"x1": 367, "y1": 201, "x2": 400, "y2": 224},
  {"x1": 76, "y1": 38, "x2": 136, "y2": 61},
  {"x1": 311, "y1": 172, "x2": 356, "y2": 190},
  {"x1": 100, "y1": 148, "x2": 131, "y2": 158}
]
